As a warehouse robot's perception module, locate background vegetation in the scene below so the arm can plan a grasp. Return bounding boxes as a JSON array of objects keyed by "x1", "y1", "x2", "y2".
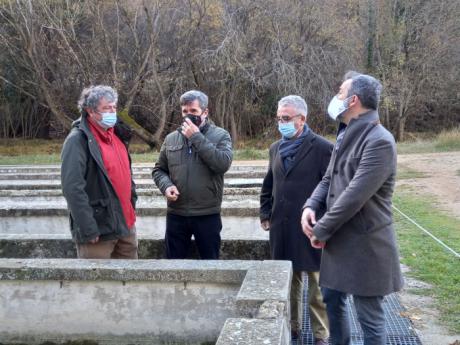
[
  {"x1": 394, "y1": 188, "x2": 460, "y2": 333},
  {"x1": 0, "y1": 0, "x2": 459, "y2": 147},
  {"x1": 1, "y1": 127, "x2": 459, "y2": 165}
]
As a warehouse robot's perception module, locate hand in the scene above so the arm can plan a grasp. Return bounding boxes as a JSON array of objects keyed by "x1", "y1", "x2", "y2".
[
  {"x1": 260, "y1": 220, "x2": 270, "y2": 231},
  {"x1": 88, "y1": 236, "x2": 99, "y2": 244},
  {"x1": 165, "y1": 185, "x2": 180, "y2": 202},
  {"x1": 301, "y1": 207, "x2": 316, "y2": 238},
  {"x1": 310, "y1": 235, "x2": 325, "y2": 249},
  {"x1": 181, "y1": 118, "x2": 200, "y2": 139}
]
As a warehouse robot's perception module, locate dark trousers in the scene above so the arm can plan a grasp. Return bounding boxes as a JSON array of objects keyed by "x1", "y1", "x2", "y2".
[
  {"x1": 165, "y1": 213, "x2": 222, "y2": 259},
  {"x1": 322, "y1": 287, "x2": 386, "y2": 345}
]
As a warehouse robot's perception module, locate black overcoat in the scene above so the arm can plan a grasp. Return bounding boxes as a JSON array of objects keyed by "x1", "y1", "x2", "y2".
[{"x1": 260, "y1": 130, "x2": 333, "y2": 271}]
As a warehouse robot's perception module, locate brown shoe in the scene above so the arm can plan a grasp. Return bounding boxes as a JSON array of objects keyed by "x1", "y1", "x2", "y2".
[{"x1": 315, "y1": 339, "x2": 329, "y2": 345}]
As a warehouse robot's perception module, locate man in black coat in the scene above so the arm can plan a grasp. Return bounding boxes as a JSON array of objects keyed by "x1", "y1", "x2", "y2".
[{"x1": 260, "y1": 95, "x2": 333, "y2": 345}]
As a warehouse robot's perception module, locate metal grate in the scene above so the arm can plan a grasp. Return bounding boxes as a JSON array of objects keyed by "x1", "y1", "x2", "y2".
[{"x1": 293, "y1": 273, "x2": 423, "y2": 345}]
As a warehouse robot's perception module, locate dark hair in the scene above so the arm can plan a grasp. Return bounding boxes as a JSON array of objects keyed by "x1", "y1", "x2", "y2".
[{"x1": 347, "y1": 74, "x2": 382, "y2": 110}]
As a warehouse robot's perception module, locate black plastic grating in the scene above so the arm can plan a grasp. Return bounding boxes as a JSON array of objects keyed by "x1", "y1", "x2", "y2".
[{"x1": 293, "y1": 273, "x2": 423, "y2": 345}]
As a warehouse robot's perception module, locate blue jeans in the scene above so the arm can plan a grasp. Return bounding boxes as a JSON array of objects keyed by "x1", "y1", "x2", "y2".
[{"x1": 321, "y1": 288, "x2": 386, "y2": 345}]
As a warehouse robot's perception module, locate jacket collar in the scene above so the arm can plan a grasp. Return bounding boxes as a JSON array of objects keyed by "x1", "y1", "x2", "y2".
[
  {"x1": 335, "y1": 109, "x2": 380, "y2": 156},
  {"x1": 87, "y1": 117, "x2": 114, "y2": 144},
  {"x1": 346, "y1": 109, "x2": 379, "y2": 127},
  {"x1": 74, "y1": 115, "x2": 111, "y2": 182},
  {"x1": 200, "y1": 120, "x2": 211, "y2": 134},
  {"x1": 276, "y1": 130, "x2": 316, "y2": 176}
]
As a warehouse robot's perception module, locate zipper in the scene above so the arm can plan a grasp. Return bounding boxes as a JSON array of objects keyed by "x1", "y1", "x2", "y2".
[{"x1": 185, "y1": 136, "x2": 190, "y2": 216}]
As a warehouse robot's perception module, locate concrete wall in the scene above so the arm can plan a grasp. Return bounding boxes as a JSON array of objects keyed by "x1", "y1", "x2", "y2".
[
  {"x1": 0, "y1": 259, "x2": 291, "y2": 345},
  {"x1": 0, "y1": 234, "x2": 270, "y2": 260}
]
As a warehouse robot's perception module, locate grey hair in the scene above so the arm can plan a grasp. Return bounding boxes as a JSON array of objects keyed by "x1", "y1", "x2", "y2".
[
  {"x1": 343, "y1": 70, "x2": 361, "y2": 81},
  {"x1": 277, "y1": 95, "x2": 308, "y2": 117},
  {"x1": 78, "y1": 85, "x2": 118, "y2": 113},
  {"x1": 180, "y1": 90, "x2": 208, "y2": 109},
  {"x1": 347, "y1": 74, "x2": 382, "y2": 110}
]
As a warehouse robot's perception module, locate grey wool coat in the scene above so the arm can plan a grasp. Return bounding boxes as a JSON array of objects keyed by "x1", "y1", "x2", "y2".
[
  {"x1": 260, "y1": 130, "x2": 333, "y2": 271},
  {"x1": 305, "y1": 110, "x2": 403, "y2": 296}
]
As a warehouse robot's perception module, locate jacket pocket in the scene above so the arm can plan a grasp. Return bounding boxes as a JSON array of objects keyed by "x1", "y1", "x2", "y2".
[
  {"x1": 90, "y1": 198, "x2": 114, "y2": 234},
  {"x1": 166, "y1": 144, "x2": 183, "y2": 166}
]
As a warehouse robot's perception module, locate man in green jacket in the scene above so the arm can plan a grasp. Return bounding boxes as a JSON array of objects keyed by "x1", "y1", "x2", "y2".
[
  {"x1": 152, "y1": 90, "x2": 233, "y2": 259},
  {"x1": 61, "y1": 85, "x2": 138, "y2": 259}
]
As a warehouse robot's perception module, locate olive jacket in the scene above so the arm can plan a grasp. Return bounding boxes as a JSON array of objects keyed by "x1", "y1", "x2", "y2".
[
  {"x1": 152, "y1": 121, "x2": 233, "y2": 216},
  {"x1": 61, "y1": 116, "x2": 137, "y2": 244}
]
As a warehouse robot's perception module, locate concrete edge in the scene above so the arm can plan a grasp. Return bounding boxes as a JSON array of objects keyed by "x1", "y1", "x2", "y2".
[
  {"x1": 0, "y1": 258, "x2": 253, "y2": 283},
  {"x1": 0, "y1": 237, "x2": 271, "y2": 261},
  {"x1": 235, "y1": 261, "x2": 291, "y2": 318},
  {"x1": 216, "y1": 318, "x2": 290, "y2": 345}
]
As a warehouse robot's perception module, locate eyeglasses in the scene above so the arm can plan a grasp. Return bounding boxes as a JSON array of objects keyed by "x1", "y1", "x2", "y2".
[{"x1": 276, "y1": 114, "x2": 302, "y2": 123}]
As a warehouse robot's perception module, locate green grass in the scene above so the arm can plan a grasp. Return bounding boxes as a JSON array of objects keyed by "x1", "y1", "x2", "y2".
[
  {"x1": 393, "y1": 187, "x2": 460, "y2": 333},
  {"x1": 1, "y1": 127, "x2": 459, "y2": 164},
  {"x1": 397, "y1": 164, "x2": 428, "y2": 180},
  {"x1": 397, "y1": 127, "x2": 460, "y2": 154},
  {"x1": 234, "y1": 148, "x2": 269, "y2": 160},
  {"x1": 0, "y1": 139, "x2": 268, "y2": 164}
]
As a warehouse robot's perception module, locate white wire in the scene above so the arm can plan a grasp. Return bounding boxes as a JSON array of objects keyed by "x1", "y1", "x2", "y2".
[{"x1": 392, "y1": 205, "x2": 460, "y2": 259}]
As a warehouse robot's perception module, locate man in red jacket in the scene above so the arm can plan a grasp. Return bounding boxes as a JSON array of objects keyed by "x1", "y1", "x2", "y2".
[{"x1": 61, "y1": 85, "x2": 138, "y2": 259}]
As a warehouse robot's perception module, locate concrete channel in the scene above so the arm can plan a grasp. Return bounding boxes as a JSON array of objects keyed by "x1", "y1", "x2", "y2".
[{"x1": 0, "y1": 164, "x2": 423, "y2": 345}]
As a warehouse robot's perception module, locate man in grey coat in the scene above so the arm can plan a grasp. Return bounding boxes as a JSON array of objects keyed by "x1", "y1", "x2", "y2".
[
  {"x1": 152, "y1": 90, "x2": 233, "y2": 259},
  {"x1": 301, "y1": 74, "x2": 403, "y2": 345}
]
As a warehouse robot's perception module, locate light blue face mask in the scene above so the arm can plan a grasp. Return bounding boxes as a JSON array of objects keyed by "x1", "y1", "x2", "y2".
[
  {"x1": 327, "y1": 96, "x2": 352, "y2": 121},
  {"x1": 97, "y1": 112, "x2": 117, "y2": 129},
  {"x1": 278, "y1": 122, "x2": 297, "y2": 139}
]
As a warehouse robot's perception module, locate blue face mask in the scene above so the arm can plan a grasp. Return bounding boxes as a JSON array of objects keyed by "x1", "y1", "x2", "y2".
[
  {"x1": 278, "y1": 122, "x2": 297, "y2": 139},
  {"x1": 327, "y1": 96, "x2": 352, "y2": 121},
  {"x1": 97, "y1": 112, "x2": 117, "y2": 129}
]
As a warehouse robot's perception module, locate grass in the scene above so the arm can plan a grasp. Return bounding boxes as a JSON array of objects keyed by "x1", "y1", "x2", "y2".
[
  {"x1": 0, "y1": 139, "x2": 269, "y2": 164},
  {"x1": 397, "y1": 127, "x2": 460, "y2": 154},
  {"x1": 393, "y1": 187, "x2": 460, "y2": 333},
  {"x1": 2, "y1": 127, "x2": 460, "y2": 165},
  {"x1": 396, "y1": 164, "x2": 428, "y2": 180},
  {"x1": 1, "y1": 127, "x2": 459, "y2": 164}
]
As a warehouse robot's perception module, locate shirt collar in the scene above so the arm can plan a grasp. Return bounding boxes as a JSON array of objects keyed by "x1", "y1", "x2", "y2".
[{"x1": 88, "y1": 117, "x2": 114, "y2": 143}]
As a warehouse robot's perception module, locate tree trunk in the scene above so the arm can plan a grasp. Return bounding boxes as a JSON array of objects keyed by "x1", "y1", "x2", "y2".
[
  {"x1": 396, "y1": 116, "x2": 406, "y2": 142},
  {"x1": 118, "y1": 109, "x2": 157, "y2": 148}
]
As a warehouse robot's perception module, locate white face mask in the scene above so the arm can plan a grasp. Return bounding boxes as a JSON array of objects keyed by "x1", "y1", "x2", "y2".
[{"x1": 327, "y1": 96, "x2": 351, "y2": 121}]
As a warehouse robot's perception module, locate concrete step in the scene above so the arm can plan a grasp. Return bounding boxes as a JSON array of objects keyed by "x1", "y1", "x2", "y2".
[
  {"x1": 0, "y1": 178, "x2": 263, "y2": 190},
  {"x1": 0, "y1": 187, "x2": 261, "y2": 197},
  {"x1": 0, "y1": 170, "x2": 267, "y2": 180},
  {"x1": 0, "y1": 194, "x2": 258, "y2": 208},
  {"x1": 0, "y1": 234, "x2": 269, "y2": 260},
  {"x1": 0, "y1": 163, "x2": 268, "y2": 174},
  {"x1": 0, "y1": 215, "x2": 267, "y2": 239},
  {"x1": 0, "y1": 197, "x2": 260, "y2": 217}
]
